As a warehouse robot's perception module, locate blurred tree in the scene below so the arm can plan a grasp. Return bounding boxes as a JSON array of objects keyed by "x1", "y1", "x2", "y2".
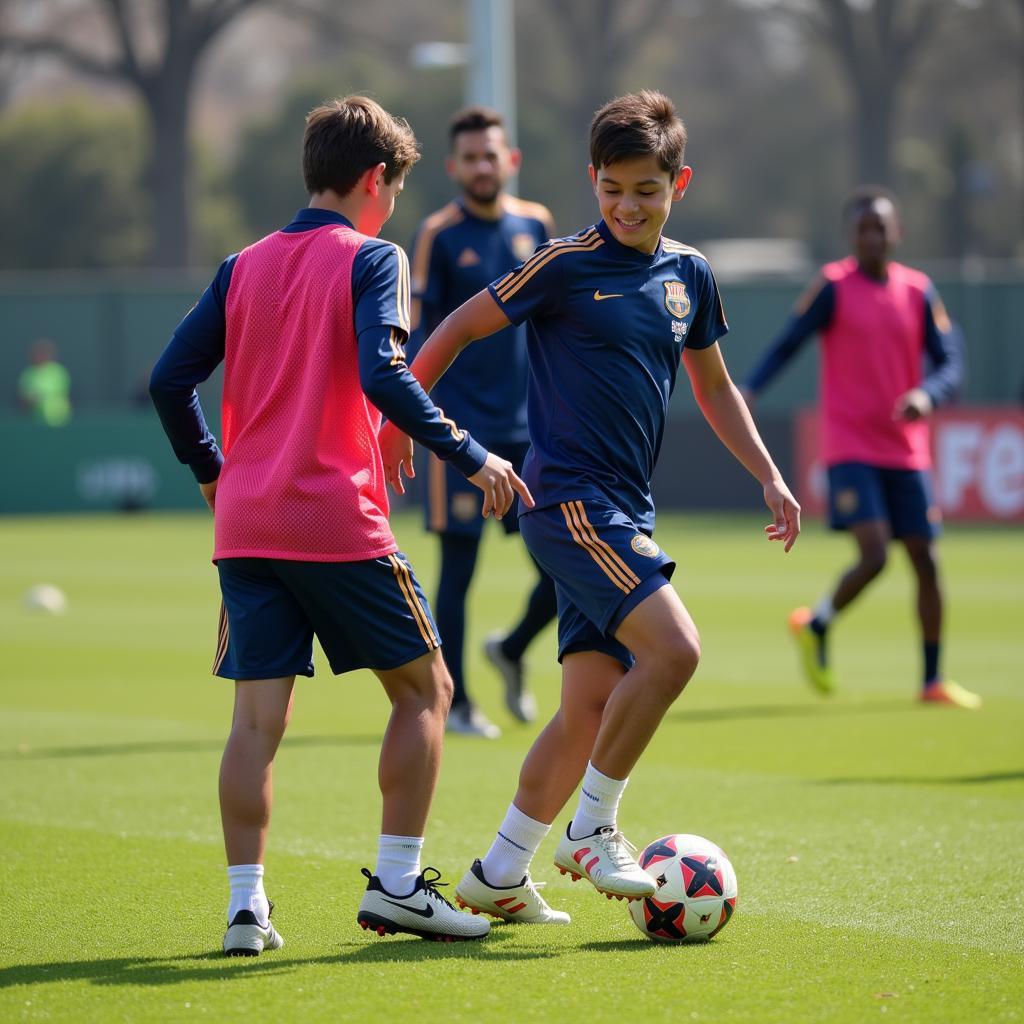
[
  {"x1": 1, "y1": 0, "x2": 265, "y2": 267},
  {"x1": 773, "y1": 0, "x2": 949, "y2": 187},
  {"x1": 0, "y1": 101, "x2": 149, "y2": 268}
]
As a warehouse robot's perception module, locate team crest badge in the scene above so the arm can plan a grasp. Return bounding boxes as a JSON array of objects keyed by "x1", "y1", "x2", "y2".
[
  {"x1": 512, "y1": 233, "x2": 538, "y2": 262},
  {"x1": 631, "y1": 535, "x2": 660, "y2": 558},
  {"x1": 452, "y1": 492, "x2": 479, "y2": 522},
  {"x1": 835, "y1": 488, "x2": 859, "y2": 515},
  {"x1": 664, "y1": 280, "x2": 690, "y2": 319}
]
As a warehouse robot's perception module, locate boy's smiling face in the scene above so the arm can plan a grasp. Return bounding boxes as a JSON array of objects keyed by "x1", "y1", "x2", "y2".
[{"x1": 589, "y1": 155, "x2": 691, "y2": 254}]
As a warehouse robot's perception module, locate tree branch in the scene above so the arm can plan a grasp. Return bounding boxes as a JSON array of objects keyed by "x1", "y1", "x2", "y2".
[
  {"x1": 0, "y1": 36, "x2": 127, "y2": 82},
  {"x1": 101, "y1": 0, "x2": 146, "y2": 86}
]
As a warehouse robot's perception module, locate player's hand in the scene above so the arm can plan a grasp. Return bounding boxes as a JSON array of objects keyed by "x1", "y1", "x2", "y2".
[
  {"x1": 468, "y1": 452, "x2": 535, "y2": 520},
  {"x1": 762, "y1": 476, "x2": 801, "y2": 553},
  {"x1": 379, "y1": 421, "x2": 415, "y2": 495},
  {"x1": 893, "y1": 388, "x2": 933, "y2": 422},
  {"x1": 199, "y1": 478, "x2": 218, "y2": 512}
]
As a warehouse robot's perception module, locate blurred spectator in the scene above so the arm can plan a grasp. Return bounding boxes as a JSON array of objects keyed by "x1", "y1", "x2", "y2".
[{"x1": 19, "y1": 339, "x2": 71, "y2": 426}]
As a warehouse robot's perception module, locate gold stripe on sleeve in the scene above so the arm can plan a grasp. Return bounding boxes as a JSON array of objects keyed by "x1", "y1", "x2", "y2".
[{"x1": 495, "y1": 230, "x2": 603, "y2": 302}]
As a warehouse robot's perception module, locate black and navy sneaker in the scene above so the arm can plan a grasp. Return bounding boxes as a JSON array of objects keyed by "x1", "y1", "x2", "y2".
[
  {"x1": 357, "y1": 867, "x2": 489, "y2": 941},
  {"x1": 223, "y1": 899, "x2": 284, "y2": 957}
]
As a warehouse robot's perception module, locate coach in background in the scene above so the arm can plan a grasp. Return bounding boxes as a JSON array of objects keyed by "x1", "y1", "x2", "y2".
[{"x1": 407, "y1": 107, "x2": 557, "y2": 738}]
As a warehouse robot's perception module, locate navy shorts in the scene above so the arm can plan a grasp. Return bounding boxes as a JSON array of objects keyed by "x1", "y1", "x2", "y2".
[
  {"x1": 519, "y1": 497, "x2": 675, "y2": 670},
  {"x1": 424, "y1": 441, "x2": 530, "y2": 538},
  {"x1": 214, "y1": 553, "x2": 440, "y2": 680},
  {"x1": 827, "y1": 462, "x2": 941, "y2": 539}
]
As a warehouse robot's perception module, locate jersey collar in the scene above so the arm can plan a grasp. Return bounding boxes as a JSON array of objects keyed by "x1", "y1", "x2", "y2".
[
  {"x1": 595, "y1": 218, "x2": 664, "y2": 263},
  {"x1": 282, "y1": 208, "x2": 355, "y2": 232}
]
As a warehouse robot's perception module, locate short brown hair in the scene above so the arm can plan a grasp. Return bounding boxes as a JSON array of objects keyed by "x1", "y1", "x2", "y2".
[
  {"x1": 589, "y1": 91, "x2": 687, "y2": 176},
  {"x1": 302, "y1": 95, "x2": 420, "y2": 197},
  {"x1": 448, "y1": 105, "x2": 506, "y2": 148}
]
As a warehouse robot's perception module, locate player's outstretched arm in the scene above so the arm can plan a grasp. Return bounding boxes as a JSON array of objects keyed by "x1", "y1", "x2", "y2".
[
  {"x1": 683, "y1": 343, "x2": 801, "y2": 552},
  {"x1": 379, "y1": 289, "x2": 512, "y2": 491}
]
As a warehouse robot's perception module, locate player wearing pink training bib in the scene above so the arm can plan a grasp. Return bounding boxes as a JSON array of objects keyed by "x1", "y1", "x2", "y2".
[
  {"x1": 743, "y1": 187, "x2": 979, "y2": 710},
  {"x1": 151, "y1": 97, "x2": 532, "y2": 954}
]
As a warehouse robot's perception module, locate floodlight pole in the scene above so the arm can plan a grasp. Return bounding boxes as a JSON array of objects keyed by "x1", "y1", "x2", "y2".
[{"x1": 467, "y1": 0, "x2": 517, "y2": 146}]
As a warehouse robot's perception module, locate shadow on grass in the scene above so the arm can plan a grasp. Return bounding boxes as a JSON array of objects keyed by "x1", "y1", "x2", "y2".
[
  {"x1": 577, "y1": 938, "x2": 711, "y2": 953},
  {"x1": 818, "y1": 769, "x2": 1024, "y2": 786},
  {"x1": 1, "y1": 734, "x2": 380, "y2": 761},
  {"x1": 0, "y1": 934, "x2": 557, "y2": 989},
  {"x1": 667, "y1": 698, "x2": 914, "y2": 725}
]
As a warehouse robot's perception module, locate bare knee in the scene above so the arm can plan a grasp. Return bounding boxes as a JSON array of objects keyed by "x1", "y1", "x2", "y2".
[
  {"x1": 381, "y1": 652, "x2": 453, "y2": 716},
  {"x1": 232, "y1": 706, "x2": 288, "y2": 749},
  {"x1": 859, "y1": 544, "x2": 888, "y2": 580},
  {"x1": 639, "y1": 630, "x2": 701, "y2": 700}
]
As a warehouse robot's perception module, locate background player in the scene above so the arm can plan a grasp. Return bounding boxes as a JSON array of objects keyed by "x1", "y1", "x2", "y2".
[
  {"x1": 741, "y1": 187, "x2": 978, "y2": 709},
  {"x1": 150, "y1": 96, "x2": 531, "y2": 952},
  {"x1": 381, "y1": 91, "x2": 800, "y2": 924},
  {"x1": 408, "y1": 106, "x2": 558, "y2": 738}
]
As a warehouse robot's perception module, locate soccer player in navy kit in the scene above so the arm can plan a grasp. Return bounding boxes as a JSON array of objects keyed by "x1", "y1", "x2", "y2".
[
  {"x1": 381, "y1": 91, "x2": 801, "y2": 924},
  {"x1": 407, "y1": 107, "x2": 558, "y2": 738}
]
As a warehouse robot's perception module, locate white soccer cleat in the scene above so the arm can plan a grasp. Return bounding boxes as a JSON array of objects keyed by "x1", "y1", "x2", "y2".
[
  {"x1": 553, "y1": 824, "x2": 657, "y2": 901},
  {"x1": 484, "y1": 632, "x2": 538, "y2": 723},
  {"x1": 455, "y1": 859, "x2": 570, "y2": 924},
  {"x1": 356, "y1": 867, "x2": 490, "y2": 941},
  {"x1": 446, "y1": 702, "x2": 502, "y2": 739},
  {"x1": 223, "y1": 902, "x2": 284, "y2": 957}
]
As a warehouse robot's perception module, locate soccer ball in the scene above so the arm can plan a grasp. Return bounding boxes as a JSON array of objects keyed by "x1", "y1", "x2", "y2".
[
  {"x1": 23, "y1": 583, "x2": 68, "y2": 614},
  {"x1": 628, "y1": 833, "x2": 737, "y2": 943}
]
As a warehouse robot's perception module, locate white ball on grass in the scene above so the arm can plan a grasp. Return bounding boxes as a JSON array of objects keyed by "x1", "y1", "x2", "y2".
[{"x1": 23, "y1": 584, "x2": 68, "y2": 614}]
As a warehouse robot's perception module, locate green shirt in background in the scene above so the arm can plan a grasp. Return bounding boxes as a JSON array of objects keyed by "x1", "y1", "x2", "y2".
[{"x1": 19, "y1": 361, "x2": 71, "y2": 426}]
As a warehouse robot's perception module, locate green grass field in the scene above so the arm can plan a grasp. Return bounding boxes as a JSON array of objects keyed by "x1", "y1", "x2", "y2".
[{"x1": 1, "y1": 511, "x2": 1021, "y2": 1024}]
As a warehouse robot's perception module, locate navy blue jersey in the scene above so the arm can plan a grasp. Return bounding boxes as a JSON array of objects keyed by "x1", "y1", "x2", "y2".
[
  {"x1": 488, "y1": 219, "x2": 728, "y2": 531},
  {"x1": 410, "y1": 196, "x2": 552, "y2": 446}
]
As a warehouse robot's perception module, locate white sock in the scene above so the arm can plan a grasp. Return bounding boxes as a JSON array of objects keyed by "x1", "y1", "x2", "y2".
[
  {"x1": 375, "y1": 834, "x2": 424, "y2": 896},
  {"x1": 227, "y1": 863, "x2": 269, "y2": 925},
  {"x1": 480, "y1": 803, "x2": 551, "y2": 887},
  {"x1": 570, "y1": 762, "x2": 628, "y2": 839},
  {"x1": 813, "y1": 596, "x2": 836, "y2": 627}
]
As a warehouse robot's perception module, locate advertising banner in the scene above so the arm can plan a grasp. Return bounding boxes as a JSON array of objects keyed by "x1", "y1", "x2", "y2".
[{"x1": 794, "y1": 408, "x2": 1024, "y2": 523}]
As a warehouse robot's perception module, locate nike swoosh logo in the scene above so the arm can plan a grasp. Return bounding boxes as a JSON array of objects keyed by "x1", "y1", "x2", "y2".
[
  {"x1": 593, "y1": 290, "x2": 624, "y2": 301},
  {"x1": 380, "y1": 898, "x2": 434, "y2": 918}
]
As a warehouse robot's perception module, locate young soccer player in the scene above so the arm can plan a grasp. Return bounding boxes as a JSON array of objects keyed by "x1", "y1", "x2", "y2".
[
  {"x1": 380, "y1": 91, "x2": 800, "y2": 924},
  {"x1": 742, "y1": 187, "x2": 979, "y2": 709},
  {"x1": 149, "y1": 96, "x2": 532, "y2": 953},
  {"x1": 408, "y1": 106, "x2": 558, "y2": 737}
]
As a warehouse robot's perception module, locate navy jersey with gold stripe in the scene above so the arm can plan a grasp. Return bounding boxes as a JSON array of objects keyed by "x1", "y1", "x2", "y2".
[
  {"x1": 410, "y1": 196, "x2": 552, "y2": 446},
  {"x1": 488, "y1": 218, "x2": 728, "y2": 532}
]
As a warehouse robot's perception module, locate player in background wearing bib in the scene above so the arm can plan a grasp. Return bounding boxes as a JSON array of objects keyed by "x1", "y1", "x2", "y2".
[
  {"x1": 151, "y1": 96, "x2": 532, "y2": 952},
  {"x1": 742, "y1": 188, "x2": 979, "y2": 710},
  {"x1": 380, "y1": 91, "x2": 800, "y2": 925},
  {"x1": 408, "y1": 107, "x2": 557, "y2": 738}
]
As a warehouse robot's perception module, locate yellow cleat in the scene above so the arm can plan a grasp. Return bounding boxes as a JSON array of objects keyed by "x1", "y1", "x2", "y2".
[
  {"x1": 788, "y1": 607, "x2": 835, "y2": 695},
  {"x1": 919, "y1": 680, "x2": 982, "y2": 710}
]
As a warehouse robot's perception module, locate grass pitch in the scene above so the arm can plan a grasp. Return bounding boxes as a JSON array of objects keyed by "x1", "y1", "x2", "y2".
[{"x1": 1, "y1": 510, "x2": 1021, "y2": 1024}]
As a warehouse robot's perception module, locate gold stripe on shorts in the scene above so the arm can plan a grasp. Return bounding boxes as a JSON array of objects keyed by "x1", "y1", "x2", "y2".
[
  {"x1": 388, "y1": 554, "x2": 439, "y2": 649},
  {"x1": 560, "y1": 501, "x2": 636, "y2": 595},
  {"x1": 212, "y1": 601, "x2": 229, "y2": 674},
  {"x1": 572, "y1": 500, "x2": 642, "y2": 586},
  {"x1": 428, "y1": 454, "x2": 448, "y2": 532}
]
